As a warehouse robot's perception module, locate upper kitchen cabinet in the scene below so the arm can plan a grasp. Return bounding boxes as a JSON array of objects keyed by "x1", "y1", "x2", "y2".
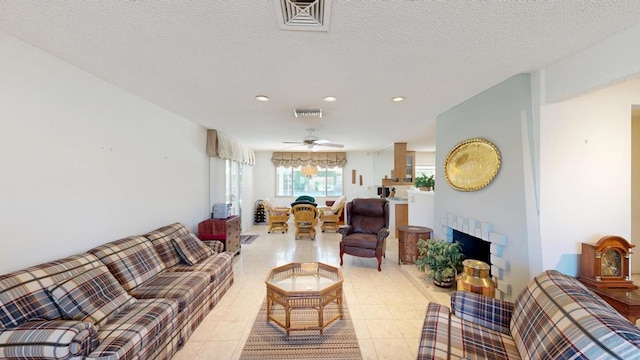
[{"x1": 382, "y1": 142, "x2": 415, "y2": 186}]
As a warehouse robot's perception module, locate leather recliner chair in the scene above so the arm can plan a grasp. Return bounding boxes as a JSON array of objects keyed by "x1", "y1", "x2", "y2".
[{"x1": 338, "y1": 198, "x2": 390, "y2": 271}]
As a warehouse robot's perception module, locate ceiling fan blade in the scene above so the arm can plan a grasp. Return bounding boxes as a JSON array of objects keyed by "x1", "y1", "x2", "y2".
[
  {"x1": 282, "y1": 144, "x2": 304, "y2": 149},
  {"x1": 317, "y1": 143, "x2": 344, "y2": 148},
  {"x1": 314, "y1": 139, "x2": 344, "y2": 147},
  {"x1": 283, "y1": 130, "x2": 344, "y2": 149}
]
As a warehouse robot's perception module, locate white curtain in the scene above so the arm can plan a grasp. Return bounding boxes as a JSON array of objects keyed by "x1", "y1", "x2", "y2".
[
  {"x1": 207, "y1": 129, "x2": 255, "y2": 165},
  {"x1": 271, "y1": 152, "x2": 347, "y2": 168}
]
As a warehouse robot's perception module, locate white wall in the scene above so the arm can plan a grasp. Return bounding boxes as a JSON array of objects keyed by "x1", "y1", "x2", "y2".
[
  {"x1": 343, "y1": 151, "x2": 379, "y2": 199},
  {"x1": 0, "y1": 32, "x2": 210, "y2": 274},
  {"x1": 429, "y1": 21, "x2": 640, "y2": 298},
  {"x1": 538, "y1": 21, "x2": 640, "y2": 275},
  {"x1": 544, "y1": 22, "x2": 640, "y2": 104},
  {"x1": 435, "y1": 74, "x2": 539, "y2": 300},
  {"x1": 415, "y1": 151, "x2": 436, "y2": 166},
  {"x1": 539, "y1": 79, "x2": 640, "y2": 273}
]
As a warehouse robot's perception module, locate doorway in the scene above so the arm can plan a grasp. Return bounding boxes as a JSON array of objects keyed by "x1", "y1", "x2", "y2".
[
  {"x1": 226, "y1": 159, "x2": 243, "y2": 218},
  {"x1": 209, "y1": 157, "x2": 243, "y2": 232}
]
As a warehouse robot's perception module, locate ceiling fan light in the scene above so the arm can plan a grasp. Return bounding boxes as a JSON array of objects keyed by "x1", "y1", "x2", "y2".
[{"x1": 301, "y1": 165, "x2": 318, "y2": 177}]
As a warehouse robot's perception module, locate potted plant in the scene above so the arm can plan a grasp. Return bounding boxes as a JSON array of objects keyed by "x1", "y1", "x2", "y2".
[
  {"x1": 425, "y1": 174, "x2": 435, "y2": 190},
  {"x1": 414, "y1": 174, "x2": 435, "y2": 191},
  {"x1": 415, "y1": 239, "x2": 464, "y2": 287}
]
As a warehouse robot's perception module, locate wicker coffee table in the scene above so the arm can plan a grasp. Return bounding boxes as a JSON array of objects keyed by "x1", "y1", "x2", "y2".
[{"x1": 265, "y1": 262, "x2": 344, "y2": 335}]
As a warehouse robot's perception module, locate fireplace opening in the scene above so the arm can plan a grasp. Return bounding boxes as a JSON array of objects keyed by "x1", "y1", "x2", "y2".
[{"x1": 452, "y1": 229, "x2": 491, "y2": 273}]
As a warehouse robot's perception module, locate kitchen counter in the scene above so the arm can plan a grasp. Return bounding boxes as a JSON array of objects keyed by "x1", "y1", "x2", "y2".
[{"x1": 407, "y1": 189, "x2": 435, "y2": 229}]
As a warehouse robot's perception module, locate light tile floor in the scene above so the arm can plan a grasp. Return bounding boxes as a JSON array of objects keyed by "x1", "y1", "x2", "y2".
[
  {"x1": 173, "y1": 223, "x2": 453, "y2": 360},
  {"x1": 173, "y1": 223, "x2": 640, "y2": 359}
]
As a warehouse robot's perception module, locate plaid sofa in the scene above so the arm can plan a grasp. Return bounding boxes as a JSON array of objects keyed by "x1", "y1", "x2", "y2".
[
  {"x1": 418, "y1": 270, "x2": 640, "y2": 360},
  {"x1": 0, "y1": 223, "x2": 234, "y2": 360}
]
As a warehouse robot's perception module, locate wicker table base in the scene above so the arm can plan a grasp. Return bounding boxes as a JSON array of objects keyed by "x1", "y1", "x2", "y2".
[{"x1": 265, "y1": 262, "x2": 344, "y2": 335}]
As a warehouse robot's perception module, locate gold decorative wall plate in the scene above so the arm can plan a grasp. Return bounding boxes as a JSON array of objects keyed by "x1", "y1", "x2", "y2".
[{"x1": 445, "y1": 138, "x2": 501, "y2": 192}]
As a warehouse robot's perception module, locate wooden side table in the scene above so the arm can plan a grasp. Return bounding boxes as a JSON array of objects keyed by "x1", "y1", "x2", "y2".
[
  {"x1": 397, "y1": 225, "x2": 432, "y2": 265},
  {"x1": 591, "y1": 287, "x2": 640, "y2": 324}
]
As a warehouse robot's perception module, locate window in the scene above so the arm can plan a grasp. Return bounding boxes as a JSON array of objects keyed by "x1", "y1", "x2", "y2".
[
  {"x1": 416, "y1": 165, "x2": 435, "y2": 179},
  {"x1": 276, "y1": 166, "x2": 343, "y2": 197}
]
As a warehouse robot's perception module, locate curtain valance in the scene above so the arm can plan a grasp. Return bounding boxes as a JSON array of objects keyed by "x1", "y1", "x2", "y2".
[
  {"x1": 271, "y1": 152, "x2": 347, "y2": 168},
  {"x1": 207, "y1": 129, "x2": 255, "y2": 165}
]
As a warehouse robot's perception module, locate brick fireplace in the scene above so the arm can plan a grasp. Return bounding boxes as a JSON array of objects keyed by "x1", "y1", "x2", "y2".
[{"x1": 440, "y1": 212, "x2": 510, "y2": 298}]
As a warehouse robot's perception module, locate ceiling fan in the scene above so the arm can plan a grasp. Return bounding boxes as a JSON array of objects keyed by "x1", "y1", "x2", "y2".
[{"x1": 283, "y1": 129, "x2": 344, "y2": 150}]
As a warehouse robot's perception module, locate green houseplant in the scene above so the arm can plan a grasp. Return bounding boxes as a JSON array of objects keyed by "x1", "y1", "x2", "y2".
[
  {"x1": 414, "y1": 174, "x2": 435, "y2": 191},
  {"x1": 415, "y1": 239, "x2": 464, "y2": 287}
]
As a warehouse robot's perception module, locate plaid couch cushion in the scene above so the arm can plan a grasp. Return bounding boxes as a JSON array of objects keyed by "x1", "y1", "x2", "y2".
[
  {"x1": 89, "y1": 236, "x2": 166, "y2": 292},
  {"x1": 129, "y1": 272, "x2": 209, "y2": 312},
  {"x1": 417, "y1": 303, "x2": 521, "y2": 360},
  {"x1": 89, "y1": 298, "x2": 179, "y2": 360},
  {"x1": 511, "y1": 270, "x2": 640, "y2": 360},
  {"x1": 450, "y1": 291, "x2": 513, "y2": 335},
  {"x1": 166, "y1": 251, "x2": 233, "y2": 284},
  {"x1": 201, "y1": 240, "x2": 224, "y2": 254},
  {"x1": 0, "y1": 253, "x2": 106, "y2": 328},
  {"x1": 143, "y1": 223, "x2": 189, "y2": 268},
  {"x1": 172, "y1": 233, "x2": 214, "y2": 265},
  {"x1": 0, "y1": 320, "x2": 98, "y2": 359},
  {"x1": 48, "y1": 265, "x2": 135, "y2": 327}
]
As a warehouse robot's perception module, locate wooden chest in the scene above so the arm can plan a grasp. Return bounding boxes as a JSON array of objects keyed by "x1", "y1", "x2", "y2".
[{"x1": 198, "y1": 215, "x2": 241, "y2": 255}]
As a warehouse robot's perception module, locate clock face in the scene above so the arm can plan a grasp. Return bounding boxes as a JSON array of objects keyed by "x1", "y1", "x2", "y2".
[{"x1": 601, "y1": 248, "x2": 622, "y2": 277}]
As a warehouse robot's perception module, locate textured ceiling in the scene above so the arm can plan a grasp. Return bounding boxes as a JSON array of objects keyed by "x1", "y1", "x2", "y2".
[{"x1": 2, "y1": 1, "x2": 640, "y2": 152}]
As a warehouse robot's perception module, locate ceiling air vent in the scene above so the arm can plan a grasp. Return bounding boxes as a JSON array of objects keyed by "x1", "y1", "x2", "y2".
[
  {"x1": 294, "y1": 109, "x2": 323, "y2": 118},
  {"x1": 274, "y1": 0, "x2": 332, "y2": 32}
]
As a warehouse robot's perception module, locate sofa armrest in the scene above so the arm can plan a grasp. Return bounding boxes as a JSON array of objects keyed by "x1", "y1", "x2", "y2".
[
  {"x1": 376, "y1": 227, "x2": 390, "y2": 241},
  {"x1": 450, "y1": 291, "x2": 514, "y2": 334},
  {"x1": 0, "y1": 320, "x2": 98, "y2": 359},
  {"x1": 417, "y1": 303, "x2": 452, "y2": 359},
  {"x1": 202, "y1": 240, "x2": 224, "y2": 254}
]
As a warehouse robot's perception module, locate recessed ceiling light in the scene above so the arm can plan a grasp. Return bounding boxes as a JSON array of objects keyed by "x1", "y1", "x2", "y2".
[
  {"x1": 255, "y1": 95, "x2": 270, "y2": 102},
  {"x1": 323, "y1": 96, "x2": 338, "y2": 102},
  {"x1": 391, "y1": 96, "x2": 405, "y2": 102}
]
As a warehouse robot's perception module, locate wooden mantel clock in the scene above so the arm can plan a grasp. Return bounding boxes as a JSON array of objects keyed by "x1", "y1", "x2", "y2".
[{"x1": 579, "y1": 235, "x2": 637, "y2": 290}]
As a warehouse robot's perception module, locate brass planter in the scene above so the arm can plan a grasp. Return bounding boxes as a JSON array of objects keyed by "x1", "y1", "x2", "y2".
[{"x1": 456, "y1": 259, "x2": 496, "y2": 297}]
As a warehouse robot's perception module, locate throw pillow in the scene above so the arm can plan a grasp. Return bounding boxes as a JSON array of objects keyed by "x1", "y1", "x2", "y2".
[
  {"x1": 172, "y1": 233, "x2": 214, "y2": 265},
  {"x1": 330, "y1": 196, "x2": 346, "y2": 213},
  {"x1": 48, "y1": 266, "x2": 135, "y2": 327},
  {"x1": 263, "y1": 197, "x2": 276, "y2": 209}
]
